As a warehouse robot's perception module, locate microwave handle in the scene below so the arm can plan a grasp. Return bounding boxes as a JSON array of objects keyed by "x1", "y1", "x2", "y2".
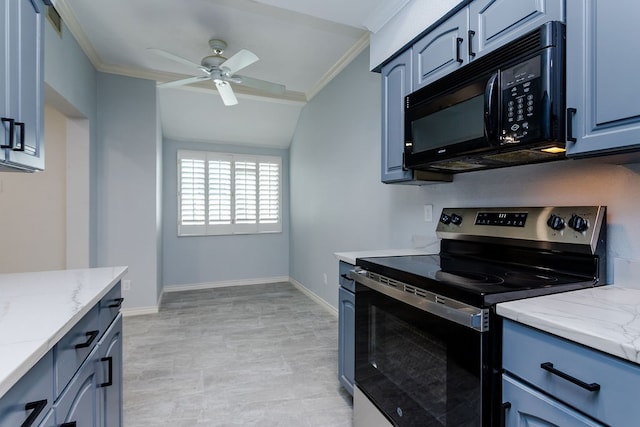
[{"x1": 484, "y1": 72, "x2": 500, "y2": 145}]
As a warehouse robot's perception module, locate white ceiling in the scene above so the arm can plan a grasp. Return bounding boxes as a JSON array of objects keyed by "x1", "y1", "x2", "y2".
[{"x1": 52, "y1": 0, "x2": 408, "y2": 148}]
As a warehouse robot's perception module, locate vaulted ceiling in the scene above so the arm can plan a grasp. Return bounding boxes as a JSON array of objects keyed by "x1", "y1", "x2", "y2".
[{"x1": 51, "y1": 0, "x2": 409, "y2": 147}]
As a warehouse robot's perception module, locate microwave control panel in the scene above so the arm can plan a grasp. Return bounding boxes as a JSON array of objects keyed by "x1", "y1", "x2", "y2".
[{"x1": 500, "y1": 56, "x2": 542, "y2": 144}]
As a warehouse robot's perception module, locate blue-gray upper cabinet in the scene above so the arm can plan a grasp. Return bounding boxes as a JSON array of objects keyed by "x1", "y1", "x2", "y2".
[
  {"x1": 0, "y1": 0, "x2": 45, "y2": 171},
  {"x1": 468, "y1": 0, "x2": 564, "y2": 61},
  {"x1": 381, "y1": 49, "x2": 413, "y2": 183},
  {"x1": 413, "y1": 8, "x2": 468, "y2": 91},
  {"x1": 565, "y1": 1, "x2": 640, "y2": 157}
]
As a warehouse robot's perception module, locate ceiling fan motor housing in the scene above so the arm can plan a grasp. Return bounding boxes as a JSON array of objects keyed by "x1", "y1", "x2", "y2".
[{"x1": 208, "y1": 39, "x2": 227, "y2": 55}]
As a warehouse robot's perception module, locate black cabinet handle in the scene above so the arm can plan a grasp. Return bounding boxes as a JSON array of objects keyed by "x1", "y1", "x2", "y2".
[
  {"x1": 100, "y1": 356, "x2": 113, "y2": 387},
  {"x1": 108, "y1": 297, "x2": 125, "y2": 308},
  {"x1": 468, "y1": 30, "x2": 476, "y2": 57},
  {"x1": 456, "y1": 37, "x2": 464, "y2": 63},
  {"x1": 14, "y1": 122, "x2": 25, "y2": 151},
  {"x1": 566, "y1": 108, "x2": 577, "y2": 142},
  {"x1": 1, "y1": 117, "x2": 14, "y2": 149},
  {"x1": 21, "y1": 399, "x2": 47, "y2": 427},
  {"x1": 540, "y1": 362, "x2": 600, "y2": 392},
  {"x1": 75, "y1": 330, "x2": 99, "y2": 349},
  {"x1": 500, "y1": 402, "x2": 511, "y2": 427},
  {"x1": 340, "y1": 274, "x2": 354, "y2": 282},
  {"x1": 61, "y1": 423, "x2": 77, "y2": 427}
]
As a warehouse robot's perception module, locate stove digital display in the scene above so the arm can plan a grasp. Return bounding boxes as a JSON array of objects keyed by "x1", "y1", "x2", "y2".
[{"x1": 475, "y1": 212, "x2": 527, "y2": 227}]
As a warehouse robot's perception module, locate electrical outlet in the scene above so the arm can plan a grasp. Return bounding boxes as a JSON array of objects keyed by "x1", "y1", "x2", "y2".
[
  {"x1": 122, "y1": 279, "x2": 131, "y2": 291},
  {"x1": 424, "y1": 204, "x2": 433, "y2": 222}
]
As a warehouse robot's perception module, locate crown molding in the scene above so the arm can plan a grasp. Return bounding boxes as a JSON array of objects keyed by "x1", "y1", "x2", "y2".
[
  {"x1": 51, "y1": 0, "x2": 103, "y2": 66},
  {"x1": 305, "y1": 32, "x2": 370, "y2": 101},
  {"x1": 362, "y1": 0, "x2": 411, "y2": 33}
]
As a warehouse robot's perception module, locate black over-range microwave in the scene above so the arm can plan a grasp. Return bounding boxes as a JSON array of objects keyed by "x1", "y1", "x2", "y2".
[{"x1": 404, "y1": 21, "x2": 566, "y2": 173}]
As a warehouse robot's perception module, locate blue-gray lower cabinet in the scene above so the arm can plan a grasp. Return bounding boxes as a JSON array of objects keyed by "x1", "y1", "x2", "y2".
[
  {"x1": 0, "y1": 350, "x2": 54, "y2": 427},
  {"x1": 0, "y1": 284, "x2": 123, "y2": 427},
  {"x1": 502, "y1": 319, "x2": 640, "y2": 427},
  {"x1": 566, "y1": 0, "x2": 640, "y2": 157},
  {"x1": 338, "y1": 261, "x2": 355, "y2": 396}
]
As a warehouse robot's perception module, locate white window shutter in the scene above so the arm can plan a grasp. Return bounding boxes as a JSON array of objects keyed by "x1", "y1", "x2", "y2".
[{"x1": 259, "y1": 162, "x2": 280, "y2": 225}]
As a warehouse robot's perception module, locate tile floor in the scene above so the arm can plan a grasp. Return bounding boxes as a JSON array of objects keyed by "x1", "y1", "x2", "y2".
[{"x1": 122, "y1": 282, "x2": 353, "y2": 426}]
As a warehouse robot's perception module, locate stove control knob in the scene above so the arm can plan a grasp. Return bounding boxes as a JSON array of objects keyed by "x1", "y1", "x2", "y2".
[
  {"x1": 440, "y1": 213, "x2": 452, "y2": 225},
  {"x1": 451, "y1": 213, "x2": 463, "y2": 226},
  {"x1": 547, "y1": 214, "x2": 565, "y2": 231},
  {"x1": 568, "y1": 214, "x2": 589, "y2": 232}
]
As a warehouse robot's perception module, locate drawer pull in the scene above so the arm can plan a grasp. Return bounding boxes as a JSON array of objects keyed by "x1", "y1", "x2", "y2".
[
  {"x1": 108, "y1": 297, "x2": 125, "y2": 308},
  {"x1": 75, "y1": 330, "x2": 99, "y2": 349},
  {"x1": 21, "y1": 399, "x2": 47, "y2": 427},
  {"x1": 100, "y1": 356, "x2": 113, "y2": 387},
  {"x1": 540, "y1": 362, "x2": 601, "y2": 392},
  {"x1": 340, "y1": 274, "x2": 354, "y2": 282}
]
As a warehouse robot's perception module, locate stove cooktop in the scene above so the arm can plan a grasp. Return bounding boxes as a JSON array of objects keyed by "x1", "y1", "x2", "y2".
[{"x1": 356, "y1": 254, "x2": 599, "y2": 308}]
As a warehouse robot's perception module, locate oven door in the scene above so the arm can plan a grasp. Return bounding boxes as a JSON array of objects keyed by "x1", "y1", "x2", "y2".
[{"x1": 353, "y1": 275, "x2": 490, "y2": 427}]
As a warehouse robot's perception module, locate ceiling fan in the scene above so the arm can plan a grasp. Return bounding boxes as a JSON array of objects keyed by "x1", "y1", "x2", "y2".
[{"x1": 149, "y1": 39, "x2": 286, "y2": 106}]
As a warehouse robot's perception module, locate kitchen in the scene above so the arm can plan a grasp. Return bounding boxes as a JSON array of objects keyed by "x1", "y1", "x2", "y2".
[{"x1": 2, "y1": 0, "x2": 640, "y2": 426}]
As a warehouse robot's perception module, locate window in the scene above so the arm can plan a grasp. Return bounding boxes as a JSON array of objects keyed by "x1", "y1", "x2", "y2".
[{"x1": 178, "y1": 150, "x2": 282, "y2": 236}]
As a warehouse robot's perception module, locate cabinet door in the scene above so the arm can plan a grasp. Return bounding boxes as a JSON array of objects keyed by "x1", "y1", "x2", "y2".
[
  {"x1": 502, "y1": 375, "x2": 605, "y2": 427},
  {"x1": 0, "y1": 1, "x2": 9, "y2": 162},
  {"x1": 55, "y1": 351, "x2": 99, "y2": 427},
  {"x1": 469, "y1": 0, "x2": 564, "y2": 61},
  {"x1": 0, "y1": 351, "x2": 54, "y2": 427},
  {"x1": 412, "y1": 7, "x2": 468, "y2": 90},
  {"x1": 338, "y1": 286, "x2": 355, "y2": 396},
  {"x1": 6, "y1": 0, "x2": 45, "y2": 170},
  {"x1": 98, "y1": 315, "x2": 122, "y2": 427},
  {"x1": 565, "y1": 1, "x2": 640, "y2": 156},
  {"x1": 381, "y1": 49, "x2": 413, "y2": 183}
]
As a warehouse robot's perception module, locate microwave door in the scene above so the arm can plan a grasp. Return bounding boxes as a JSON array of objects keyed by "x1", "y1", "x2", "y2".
[{"x1": 484, "y1": 72, "x2": 500, "y2": 145}]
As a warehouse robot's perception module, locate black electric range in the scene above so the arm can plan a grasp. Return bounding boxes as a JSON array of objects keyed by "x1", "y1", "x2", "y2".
[{"x1": 356, "y1": 206, "x2": 607, "y2": 308}]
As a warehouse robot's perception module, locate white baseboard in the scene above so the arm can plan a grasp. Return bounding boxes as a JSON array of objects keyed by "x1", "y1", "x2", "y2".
[
  {"x1": 162, "y1": 276, "x2": 290, "y2": 293},
  {"x1": 289, "y1": 277, "x2": 338, "y2": 318},
  {"x1": 121, "y1": 306, "x2": 159, "y2": 317}
]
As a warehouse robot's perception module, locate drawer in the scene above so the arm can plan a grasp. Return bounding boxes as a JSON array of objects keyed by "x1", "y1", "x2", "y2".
[
  {"x1": 99, "y1": 282, "x2": 123, "y2": 333},
  {"x1": 339, "y1": 261, "x2": 356, "y2": 292},
  {"x1": 503, "y1": 319, "x2": 640, "y2": 427},
  {"x1": 55, "y1": 304, "x2": 99, "y2": 397},
  {"x1": 0, "y1": 351, "x2": 54, "y2": 427}
]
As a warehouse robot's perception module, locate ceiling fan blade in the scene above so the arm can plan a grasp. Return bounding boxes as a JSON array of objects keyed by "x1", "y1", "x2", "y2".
[
  {"x1": 235, "y1": 75, "x2": 286, "y2": 95},
  {"x1": 221, "y1": 49, "x2": 259, "y2": 75},
  {"x1": 157, "y1": 75, "x2": 209, "y2": 88},
  {"x1": 215, "y1": 80, "x2": 238, "y2": 106},
  {"x1": 148, "y1": 48, "x2": 207, "y2": 73}
]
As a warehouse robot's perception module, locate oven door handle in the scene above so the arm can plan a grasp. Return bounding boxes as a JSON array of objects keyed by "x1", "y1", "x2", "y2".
[{"x1": 349, "y1": 269, "x2": 488, "y2": 332}]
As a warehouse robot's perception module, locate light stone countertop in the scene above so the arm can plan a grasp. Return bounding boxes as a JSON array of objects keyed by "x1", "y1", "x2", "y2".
[
  {"x1": 334, "y1": 248, "x2": 437, "y2": 265},
  {"x1": 497, "y1": 286, "x2": 640, "y2": 365},
  {"x1": 0, "y1": 266, "x2": 128, "y2": 399}
]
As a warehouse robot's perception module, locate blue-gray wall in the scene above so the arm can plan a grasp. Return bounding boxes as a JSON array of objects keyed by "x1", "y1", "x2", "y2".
[
  {"x1": 162, "y1": 139, "x2": 290, "y2": 287},
  {"x1": 44, "y1": 20, "x2": 98, "y2": 266},
  {"x1": 290, "y1": 49, "x2": 640, "y2": 310},
  {"x1": 96, "y1": 73, "x2": 162, "y2": 309}
]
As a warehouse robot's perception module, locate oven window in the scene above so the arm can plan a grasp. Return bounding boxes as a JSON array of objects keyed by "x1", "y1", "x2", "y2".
[
  {"x1": 356, "y1": 289, "x2": 483, "y2": 426},
  {"x1": 411, "y1": 94, "x2": 485, "y2": 154}
]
